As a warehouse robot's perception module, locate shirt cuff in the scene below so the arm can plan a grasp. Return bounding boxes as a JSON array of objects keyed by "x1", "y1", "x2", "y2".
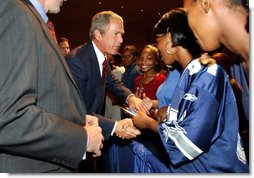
[
  {"x1": 111, "y1": 121, "x2": 117, "y2": 136},
  {"x1": 82, "y1": 129, "x2": 89, "y2": 160},
  {"x1": 82, "y1": 152, "x2": 86, "y2": 160}
]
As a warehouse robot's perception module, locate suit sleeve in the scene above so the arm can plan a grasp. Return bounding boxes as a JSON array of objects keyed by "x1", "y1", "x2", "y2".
[
  {"x1": 0, "y1": 1, "x2": 86, "y2": 168},
  {"x1": 95, "y1": 115, "x2": 116, "y2": 140},
  {"x1": 106, "y1": 64, "x2": 133, "y2": 102}
]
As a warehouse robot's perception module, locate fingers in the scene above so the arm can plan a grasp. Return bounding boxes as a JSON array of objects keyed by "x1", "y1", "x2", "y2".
[
  {"x1": 86, "y1": 114, "x2": 99, "y2": 126},
  {"x1": 92, "y1": 149, "x2": 102, "y2": 157},
  {"x1": 125, "y1": 126, "x2": 141, "y2": 136},
  {"x1": 142, "y1": 95, "x2": 153, "y2": 109},
  {"x1": 85, "y1": 125, "x2": 104, "y2": 157},
  {"x1": 128, "y1": 96, "x2": 150, "y2": 114},
  {"x1": 122, "y1": 118, "x2": 134, "y2": 127},
  {"x1": 199, "y1": 55, "x2": 216, "y2": 66},
  {"x1": 135, "y1": 101, "x2": 150, "y2": 115},
  {"x1": 115, "y1": 125, "x2": 140, "y2": 139},
  {"x1": 92, "y1": 143, "x2": 104, "y2": 157}
]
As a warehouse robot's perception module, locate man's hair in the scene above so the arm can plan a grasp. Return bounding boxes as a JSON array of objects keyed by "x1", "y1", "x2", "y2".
[
  {"x1": 58, "y1": 37, "x2": 69, "y2": 44},
  {"x1": 123, "y1": 45, "x2": 139, "y2": 57},
  {"x1": 89, "y1": 10, "x2": 123, "y2": 39}
]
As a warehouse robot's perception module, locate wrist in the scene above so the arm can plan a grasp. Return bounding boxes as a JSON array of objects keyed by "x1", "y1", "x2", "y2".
[
  {"x1": 145, "y1": 116, "x2": 156, "y2": 129},
  {"x1": 126, "y1": 94, "x2": 135, "y2": 104}
]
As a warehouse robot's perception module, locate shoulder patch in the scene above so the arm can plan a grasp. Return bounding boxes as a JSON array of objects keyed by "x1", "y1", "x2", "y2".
[
  {"x1": 207, "y1": 64, "x2": 218, "y2": 76},
  {"x1": 187, "y1": 59, "x2": 202, "y2": 75}
]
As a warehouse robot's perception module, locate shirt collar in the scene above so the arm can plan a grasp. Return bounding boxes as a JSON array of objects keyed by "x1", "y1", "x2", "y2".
[
  {"x1": 92, "y1": 41, "x2": 106, "y2": 66},
  {"x1": 29, "y1": 0, "x2": 48, "y2": 23}
]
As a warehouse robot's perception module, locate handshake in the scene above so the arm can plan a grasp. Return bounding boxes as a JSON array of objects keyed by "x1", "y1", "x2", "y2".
[
  {"x1": 114, "y1": 118, "x2": 141, "y2": 139},
  {"x1": 84, "y1": 114, "x2": 141, "y2": 158}
]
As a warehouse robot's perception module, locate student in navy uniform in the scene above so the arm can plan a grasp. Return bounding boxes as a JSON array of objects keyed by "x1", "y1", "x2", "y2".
[{"x1": 183, "y1": 0, "x2": 249, "y2": 164}]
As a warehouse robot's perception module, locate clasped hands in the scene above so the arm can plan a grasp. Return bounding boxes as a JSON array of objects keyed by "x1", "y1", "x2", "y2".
[
  {"x1": 84, "y1": 115, "x2": 141, "y2": 158},
  {"x1": 84, "y1": 95, "x2": 154, "y2": 157},
  {"x1": 84, "y1": 115, "x2": 104, "y2": 157},
  {"x1": 126, "y1": 94, "x2": 171, "y2": 132},
  {"x1": 114, "y1": 119, "x2": 141, "y2": 139},
  {"x1": 116, "y1": 94, "x2": 155, "y2": 138},
  {"x1": 132, "y1": 105, "x2": 169, "y2": 132}
]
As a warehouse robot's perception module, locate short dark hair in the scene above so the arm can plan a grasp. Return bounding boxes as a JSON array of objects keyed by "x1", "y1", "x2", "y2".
[
  {"x1": 154, "y1": 8, "x2": 201, "y2": 58},
  {"x1": 89, "y1": 11, "x2": 123, "y2": 39},
  {"x1": 123, "y1": 45, "x2": 139, "y2": 57},
  {"x1": 58, "y1": 37, "x2": 69, "y2": 44}
]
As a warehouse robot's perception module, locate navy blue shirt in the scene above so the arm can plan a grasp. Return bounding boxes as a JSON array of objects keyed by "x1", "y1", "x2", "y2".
[
  {"x1": 158, "y1": 59, "x2": 249, "y2": 172},
  {"x1": 121, "y1": 63, "x2": 141, "y2": 92}
]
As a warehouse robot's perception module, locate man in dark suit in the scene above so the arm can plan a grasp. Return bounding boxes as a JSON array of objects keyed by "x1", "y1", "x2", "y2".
[
  {"x1": 66, "y1": 11, "x2": 149, "y2": 172},
  {"x1": 0, "y1": 0, "x2": 104, "y2": 173},
  {"x1": 67, "y1": 11, "x2": 149, "y2": 137}
]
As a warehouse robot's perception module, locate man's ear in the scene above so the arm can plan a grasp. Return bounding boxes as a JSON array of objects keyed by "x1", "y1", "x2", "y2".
[
  {"x1": 201, "y1": 0, "x2": 211, "y2": 14},
  {"x1": 94, "y1": 29, "x2": 102, "y2": 40}
]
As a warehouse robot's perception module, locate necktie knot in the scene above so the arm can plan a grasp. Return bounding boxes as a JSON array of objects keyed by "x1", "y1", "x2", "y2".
[{"x1": 46, "y1": 20, "x2": 54, "y2": 30}]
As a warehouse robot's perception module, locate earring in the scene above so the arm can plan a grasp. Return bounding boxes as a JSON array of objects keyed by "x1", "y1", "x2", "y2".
[{"x1": 165, "y1": 42, "x2": 176, "y2": 55}]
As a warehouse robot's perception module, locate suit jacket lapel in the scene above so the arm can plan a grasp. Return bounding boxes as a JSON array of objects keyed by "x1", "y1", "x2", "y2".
[
  {"x1": 22, "y1": 0, "x2": 78, "y2": 88},
  {"x1": 88, "y1": 41, "x2": 105, "y2": 112}
]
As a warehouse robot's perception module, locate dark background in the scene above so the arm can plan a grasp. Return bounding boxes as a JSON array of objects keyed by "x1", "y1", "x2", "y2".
[{"x1": 49, "y1": 0, "x2": 182, "y2": 52}]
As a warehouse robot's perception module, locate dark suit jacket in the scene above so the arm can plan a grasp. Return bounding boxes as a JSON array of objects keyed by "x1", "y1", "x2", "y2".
[
  {"x1": 0, "y1": 0, "x2": 88, "y2": 172},
  {"x1": 122, "y1": 63, "x2": 141, "y2": 92},
  {"x1": 67, "y1": 41, "x2": 133, "y2": 133}
]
